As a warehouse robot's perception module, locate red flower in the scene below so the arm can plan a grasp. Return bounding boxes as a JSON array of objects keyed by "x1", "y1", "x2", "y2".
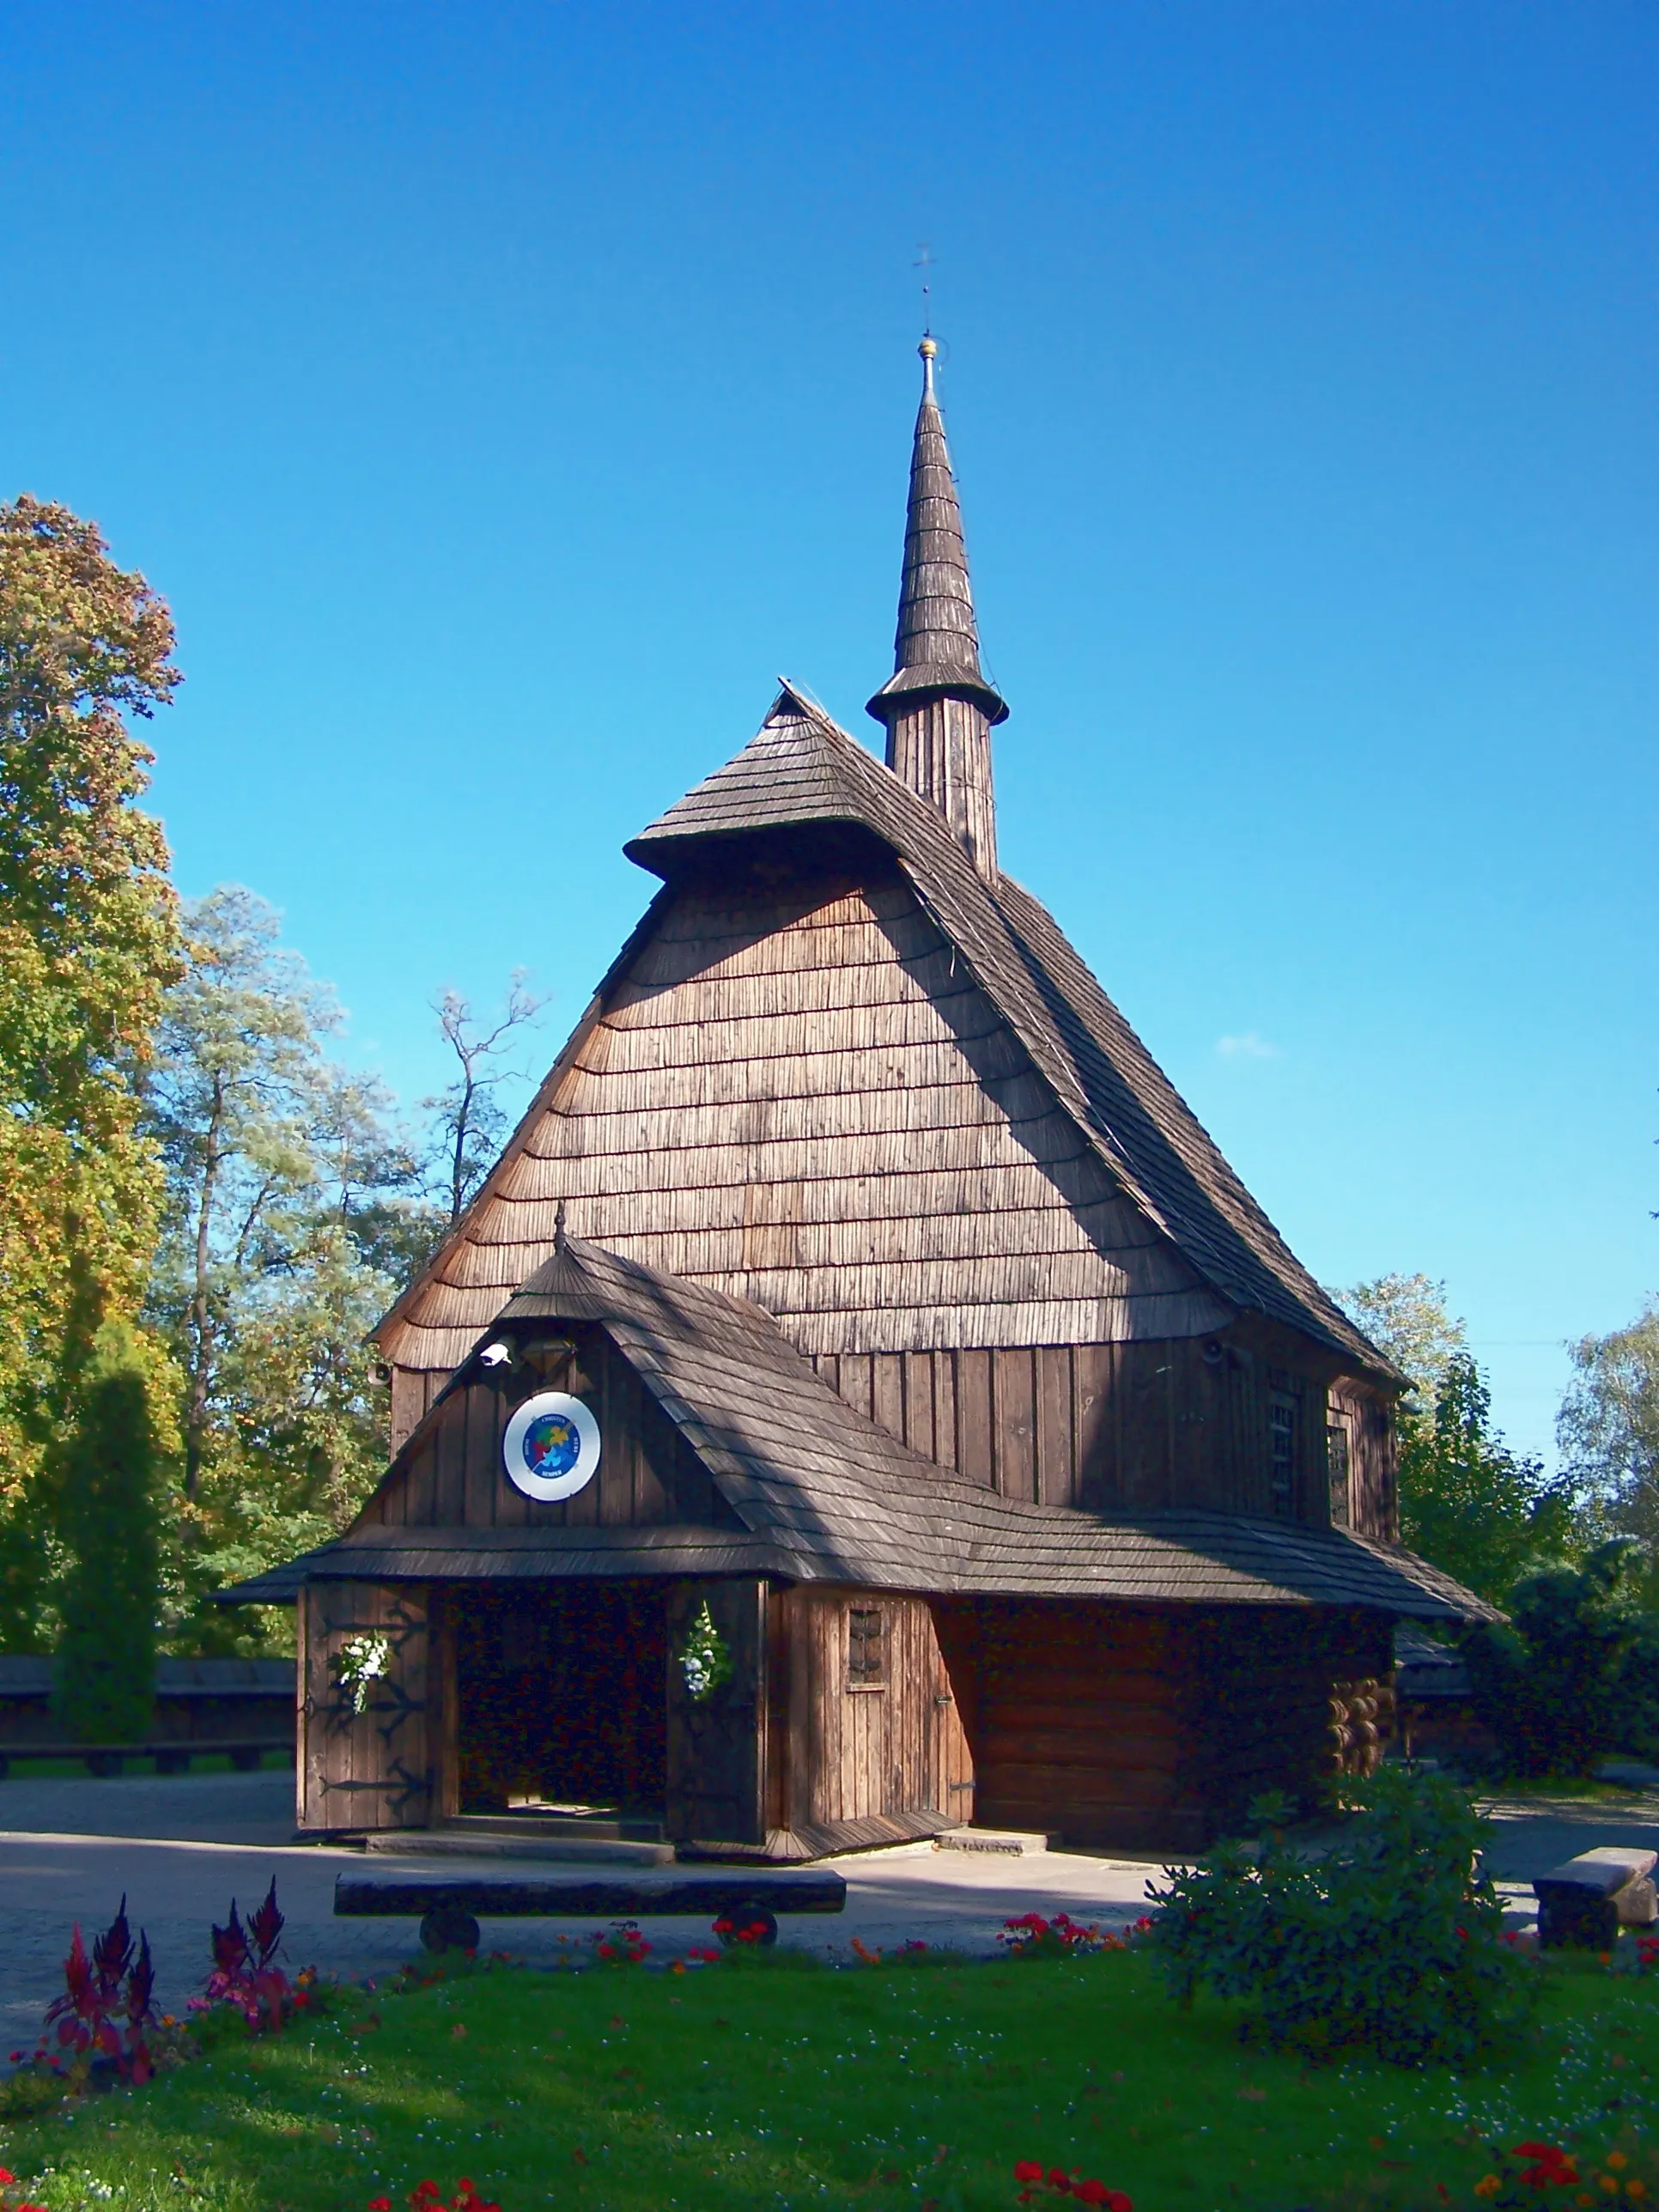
[
  {"x1": 1048, "y1": 2169, "x2": 1073, "y2": 2191},
  {"x1": 0, "y1": 2171, "x2": 15, "y2": 2185},
  {"x1": 368, "y1": 2198, "x2": 392, "y2": 2209},
  {"x1": 1013, "y1": 2162, "x2": 1045, "y2": 2185},
  {"x1": 1073, "y1": 2184, "x2": 1109, "y2": 2205}
]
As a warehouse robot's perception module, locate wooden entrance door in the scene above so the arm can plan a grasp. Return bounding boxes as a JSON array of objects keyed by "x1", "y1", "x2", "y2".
[
  {"x1": 298, "y1": 1582, "x2": 430, "y2": 1834},
  {"x1": 665, "y1": 1580, "x2": 767, "y2": 1845}
]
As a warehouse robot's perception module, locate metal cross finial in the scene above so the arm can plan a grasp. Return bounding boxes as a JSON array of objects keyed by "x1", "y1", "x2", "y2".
[{"x1": 914, "y1": 241, "x2": 933, "y2": 337}]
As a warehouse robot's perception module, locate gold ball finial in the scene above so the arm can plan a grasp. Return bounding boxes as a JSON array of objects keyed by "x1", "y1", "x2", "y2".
[{"x1": 919, "y1": 336, "x2": 939, "y2": 359}]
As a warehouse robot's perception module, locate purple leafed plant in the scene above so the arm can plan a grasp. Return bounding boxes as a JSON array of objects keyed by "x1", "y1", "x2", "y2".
[
  {"x1": 40, "y1": 1895, "x2": 160, "y2": 2086},
  {"x1": 195, "y1": 1879, "x2": 296, "y2": 2033}
]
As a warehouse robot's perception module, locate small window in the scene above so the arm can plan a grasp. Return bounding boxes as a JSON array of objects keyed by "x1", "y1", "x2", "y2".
[
  {"x1": 1268, "y1": 1395, "x2": 1297, "y2": 1516},
  {"x1": 1326, "y1": 1424, "x2": 1351, "y2": 1528},
  {"x1": 847, "y1": 1606, "x2": 886, "y2": 1691}
]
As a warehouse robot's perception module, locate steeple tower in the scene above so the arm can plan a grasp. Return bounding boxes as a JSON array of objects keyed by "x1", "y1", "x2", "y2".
[{"x1": 867, "y1": 337, "x2": 1008, "y2": 878}]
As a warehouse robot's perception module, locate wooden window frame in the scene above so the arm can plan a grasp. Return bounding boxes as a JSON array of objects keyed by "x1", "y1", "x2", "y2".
[
  {"x1": 846, "y1": 1605, "x2": 887, "y2": 1692},
  {"x1": 1326, "y1": 1421, "x2": 1352, "y2": 1528},
  {"x1": 1268, "y1": 1394, "x2": 1297, "y2": 1517}
]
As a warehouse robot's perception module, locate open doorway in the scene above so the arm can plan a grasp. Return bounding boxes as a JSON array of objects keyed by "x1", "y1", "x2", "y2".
[{"x1": 453, "y1": 1581, "x2": 668, "y2": 1830}]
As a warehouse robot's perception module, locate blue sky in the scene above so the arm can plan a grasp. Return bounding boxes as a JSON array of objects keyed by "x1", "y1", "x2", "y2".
[{"x1": 4, "y1": 2, "x2": 1655, "y2": 1460}]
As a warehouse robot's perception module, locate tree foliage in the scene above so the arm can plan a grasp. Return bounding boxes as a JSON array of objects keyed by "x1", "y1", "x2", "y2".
[
  {"x1": 0, "y1": 495, "x2": 183, "y2": 1646},
  {"x1": 1334, "y1": 1275, "x2": 1582, "y2": 1604},
  {"x1": 144, "y1": 889, "x2": 439, "y2": 1649},
  {"x1": 1463, "y1": 1538, "x2": 1659, "y2": 1777},
  {"x1": 1559, "y1": 1302, "x2": 1659, "y2": 1557},
  {"x1": 52, "y1": 1320, "x2": 164, "y2": 1743},
  {"x1": 1401, "y1": 1354, "x2": 1582, "y2": 1607},
  {"x1": 1333, "y1": 1272, "x2": 1468, "y2": 1418}
]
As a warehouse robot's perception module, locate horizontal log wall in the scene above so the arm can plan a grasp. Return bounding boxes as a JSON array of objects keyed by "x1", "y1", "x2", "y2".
[
  {"x1": 934, "y1": 1598, "x2": 1398, "y2": 1851},
  {"x1": 934, "y1": 1598, "x2": 1205, "y2": 1850},
  {"x1": 1176, "y1": 1607, "x2": 1398, "y2": 1833}
]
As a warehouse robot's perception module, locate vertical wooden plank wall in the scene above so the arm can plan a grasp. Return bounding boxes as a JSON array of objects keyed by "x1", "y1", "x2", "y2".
[
  {"x1": 775, "y1": 1588, "x2": 972, "y2": 1836},
  {"x1": 362, "y1": 1329, "x2": 736, "y2": 1538},
  {"x1": 665, "y1": 1579, "x2": 768, "y2": 1845},
  {"x1": 297, "y1": 1581, "x2": 430, "y2": 1836},
  {"x1": 816, "y1": 1340, "x2": 1347, "y2": 1524},
  {"x1": 1328, "y1": 1382, "x2": 1397, "y2": 1540}
]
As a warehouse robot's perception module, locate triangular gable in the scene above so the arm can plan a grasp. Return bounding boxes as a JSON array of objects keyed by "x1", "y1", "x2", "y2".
[{"x1": 380, "y1": 686, "x2": 1390, "y2": 1382}]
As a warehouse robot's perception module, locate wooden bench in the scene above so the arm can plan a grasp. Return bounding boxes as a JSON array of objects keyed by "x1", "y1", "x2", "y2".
[
  {"x1": 1533, "y1": 1848, "x2": 1658, "y2": 1948},
  {"x1": 335, "y1": 1866, "x2": 847, "y2": 1954}
]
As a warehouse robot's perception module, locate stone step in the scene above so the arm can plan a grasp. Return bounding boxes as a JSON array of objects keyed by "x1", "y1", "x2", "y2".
[
  {"x1": 932, "y1": 1827, "x2": 1054, "y2": 1856},
  {"x1": 362, "y1": 1830, "x2": 674, "y2": 1868},
  {"x1": 448, "y1": 1813, "x2": 666, "y2": 1844}
]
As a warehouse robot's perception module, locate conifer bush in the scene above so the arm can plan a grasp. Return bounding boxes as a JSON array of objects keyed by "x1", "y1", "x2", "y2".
[
  {"x1": 1142, "y1": 1764, "x2": 1539, "y2": 2066},
  {"x1": 52, "y1": 1322, "x2": 160, "y2": 1745}
]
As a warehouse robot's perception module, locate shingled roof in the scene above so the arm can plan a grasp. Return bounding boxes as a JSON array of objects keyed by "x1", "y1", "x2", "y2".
[
  {"x1": 866, "y1": 340, "x2": 1008, "y2": 729},
  {"x1": 240, "y1": 1238, "x2": 1482, "y2": 1619},
  {"x1": 623, "y1": 687, "x2": 1394, "y2": 1379}
]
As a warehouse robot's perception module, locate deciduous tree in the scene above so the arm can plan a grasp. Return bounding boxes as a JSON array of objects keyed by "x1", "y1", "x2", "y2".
[
  {"x1": 1558, "y1": 1302, "x2": 1659, "y2": 1556},
  {"x1": 1333, "y1": 1275, "x2": 1582, "y2": 1604},
  {"x1": 145, "y1": 889, "x2": 435, "y2": 1647},
  {"x1": 0, "y1": 495, "x2": 182, "y2": 1646},
  {"x1": 1399, "y1": 1354, "x2": 1581, "y2": 1607},
  {"x1": 422, "y1": 977, "x2": 543, "y2": 1224}
]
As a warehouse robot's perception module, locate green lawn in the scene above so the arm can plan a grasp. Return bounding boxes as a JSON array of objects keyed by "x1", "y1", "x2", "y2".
[
  {"x1": 2, "y1": 1948, "x2": 1655, "y2": 2212},
  {"x1": 0, "y1": 1752, "x2": 292, "y2": 1780}
]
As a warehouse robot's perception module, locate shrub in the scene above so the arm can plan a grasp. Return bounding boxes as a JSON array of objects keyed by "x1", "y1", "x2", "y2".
[
  {"x1": 1463, "y1": 1537, "x2": 1657, "y2": 1777},
  {"x1": 1141, "y1": 1763, "x2": 1538, "y2": 2066}
]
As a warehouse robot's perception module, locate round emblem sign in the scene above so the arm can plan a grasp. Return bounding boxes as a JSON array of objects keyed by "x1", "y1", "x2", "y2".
[{"x1": 501, "y1": 1391, "x2": 602, "y2": 1503}]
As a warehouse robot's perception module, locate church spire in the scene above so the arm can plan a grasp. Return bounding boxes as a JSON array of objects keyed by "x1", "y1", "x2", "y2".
[{"x1": 867, "y1": 337, "x2": 1007, "y2": 878}]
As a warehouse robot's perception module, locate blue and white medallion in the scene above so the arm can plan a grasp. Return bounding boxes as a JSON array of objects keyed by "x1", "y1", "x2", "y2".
[{"x1": 501, "y1": 1390, "x2": 602, "y2": 1503}]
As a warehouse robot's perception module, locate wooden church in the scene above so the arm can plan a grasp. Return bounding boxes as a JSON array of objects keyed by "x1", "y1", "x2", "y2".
[{"x1": 231, "y1": 339, "x2": 1492, "y2": 1856}]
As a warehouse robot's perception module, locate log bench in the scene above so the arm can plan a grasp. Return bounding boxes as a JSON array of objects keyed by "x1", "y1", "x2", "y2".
[
  {"x1": 335, "y1": 1866, "x2": 848, "y2": 1954},
  {"x1": 1533, "y1": 1848, "x2": 1658, "y2": 1948}
]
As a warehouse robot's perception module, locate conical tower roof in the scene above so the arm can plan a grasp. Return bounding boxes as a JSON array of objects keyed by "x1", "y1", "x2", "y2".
[{"x1": 867, "y1": 340, "x2": 1008, "y2": 728}]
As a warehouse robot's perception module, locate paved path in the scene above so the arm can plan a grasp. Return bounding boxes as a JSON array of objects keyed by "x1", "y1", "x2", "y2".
[
  {"x1": 3, "y1": 1767, "x2": 1656, "y2": 2061},
  {"x1": 0, "y1": 1772, "x2": 1169, "y2": 2057}
]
